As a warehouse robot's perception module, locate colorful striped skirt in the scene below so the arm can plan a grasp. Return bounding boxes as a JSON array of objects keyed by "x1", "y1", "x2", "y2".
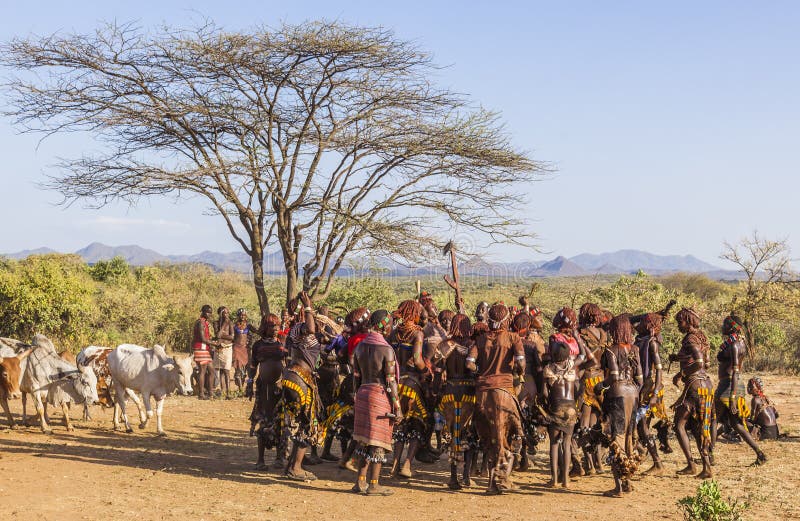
[
  {"x1": 193, "y1": 343, "x2": 212, "y2": 365},
  {"x1": 353, "y1": 383, "x2": 393, "y2": 451}
]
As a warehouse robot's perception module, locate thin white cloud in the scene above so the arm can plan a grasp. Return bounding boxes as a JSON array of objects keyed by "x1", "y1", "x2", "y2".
[{"x1": 82, "y1": 216, "x2": 191, "y2": 230}]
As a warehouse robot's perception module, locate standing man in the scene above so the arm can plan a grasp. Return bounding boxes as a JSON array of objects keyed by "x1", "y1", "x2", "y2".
[
  {"x1": 351, "y1": 310, "x2": 401, "y2": 496},
  {"x1": 214, "y1": 306, "x2": 235, "y2": 399},
  {"x1": 193, "y1": 305, "x2": 219, "y2": 400}
]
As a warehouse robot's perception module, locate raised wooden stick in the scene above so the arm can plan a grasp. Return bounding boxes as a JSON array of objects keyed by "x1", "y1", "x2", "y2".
[{"x1": 442, "y1": 241, "x2": 465, "y2": 314}]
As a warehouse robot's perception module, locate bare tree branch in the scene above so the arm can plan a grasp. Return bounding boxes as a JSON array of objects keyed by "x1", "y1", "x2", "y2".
[
  {"x1": 1, "y1": 20, "x2": 547, "y2": 312},
  {"x1": 721, "y1": 231, "x2": 795, "y2": 357}
]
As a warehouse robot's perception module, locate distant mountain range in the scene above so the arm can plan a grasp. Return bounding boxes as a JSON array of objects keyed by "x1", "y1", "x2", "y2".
[
  {"x1": 1, "y1": 242, "x2": 740, "y2": 279},
  {"x1": 570, "y1": 250, "x2": 719, "y2": 273}
]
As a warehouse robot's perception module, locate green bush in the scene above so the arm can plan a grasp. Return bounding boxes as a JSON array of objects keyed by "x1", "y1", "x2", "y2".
[
  {"x1": 89, "y1": 256, "x2": 132, "y2": 284},
  {"x1": 321, "y1": 277, "x2": 401, "y2": 315},
  {"x1": 0, "y1": 255, "x2": 94, "y2": 346},
  {"x1": 677, "y1": 480, "x2": 748, "y2": 521},
  {"x1": 660, "y1": 273, "x2": 733, "y2": 301},
  {"x1": 0, "y1": 255, "x2": 259, "y2": 353}
]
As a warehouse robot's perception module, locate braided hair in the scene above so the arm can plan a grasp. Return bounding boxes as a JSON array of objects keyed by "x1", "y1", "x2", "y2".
[
  {"x1": 609, "y1": 314, "x2": 636, "y2": 377},
  {"x1": 258, "y1": 313, "x2": 281, "y2": 338},
  {"x1": 747, "y1": 376, "x2": 772, "y2": 406},
  {"x1": 676, "y1": 307, "x2": 708, "y2": 342},
  {"x1": 395, "y1": 300, "x2": 423, "y2": 343},
  {"x1": 579, "y1": 303, "x2": 603, "y2": 328},
  {"x1": 397, "y1": 300, "x2": 422, "y2": 325},
  {"x1": 640, "y1": 313, "x2": 664, "y2": 336},
  {"x1": 449, "y1": 313, "x2": 472, "y2": 341},
  {"x1": 512, "y1": 312, "x2": 531, "y2": 334},
  {"x1": 675, "y1": 307, "x2": 701, "y2": 329},
  {"x1": 346, "y1": 307, "x2": 371, "y2": 334},
  {"x1": 609, "y1": 314, "x2": 634, "y2": 345},
  {"x1": 552, "y1": 307, "x2": 578, "y2": 333}
]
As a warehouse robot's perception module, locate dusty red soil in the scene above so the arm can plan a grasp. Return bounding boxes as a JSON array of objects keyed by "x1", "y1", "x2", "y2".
[{"x1": 1, "y1": 375, "x2": 798, "y2": 521}]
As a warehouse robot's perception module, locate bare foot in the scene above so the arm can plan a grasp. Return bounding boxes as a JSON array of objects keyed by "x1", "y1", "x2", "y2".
[
  {"x1": 695, "y1": 469, "x2": 713, "y2": 479},
  {"x1": 754, "y1": 452, "x2": 767, "y2": 466},
  {"x1": 603, "y1": 488, "x2": 623, "y2": 498},
  {"x1": 366, "y1": 485, "x2": 394, "y2": 496},
  {"x1": 677, "y1": 464, "x2": 697, "y2": 475},
  {"x1": 396, "y1": 461, "x2": 413, "y2": 479},
  {"x1": 642, "y1": 463, "x2": 664, "y2": 475},
  {"x1": 284, "y1": 469, "x2": 317, "y2": 481}
]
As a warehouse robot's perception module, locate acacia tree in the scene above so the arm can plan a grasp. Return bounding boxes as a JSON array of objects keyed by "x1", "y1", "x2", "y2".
[
  {"x1": 1, "y1": 21, "x2": 542, "y2": 314},
  {"x1": 721, "y1": 231, "x2": 794, "y2": 356}
]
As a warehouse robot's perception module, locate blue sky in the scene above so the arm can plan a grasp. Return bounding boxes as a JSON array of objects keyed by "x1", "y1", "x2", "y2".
[{"x1": 1, "y1": 1, "x2": 798, "y2": 267}]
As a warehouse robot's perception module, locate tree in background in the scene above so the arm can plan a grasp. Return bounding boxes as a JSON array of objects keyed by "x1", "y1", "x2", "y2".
[
  {"x1": 1, "y1": 20, "x2": 542, "y2": 315},
  {"x1": 721, "y1": 231, "x2": 796, "y2": 357}
]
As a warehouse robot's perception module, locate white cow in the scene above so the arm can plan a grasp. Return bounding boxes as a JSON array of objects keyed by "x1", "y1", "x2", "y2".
[
  {"x1": 20, "y1": 334, "x2": 98, "y2": 433},
  {"x1": 76, "y1": 346, "x2": 116, "y2": 419},
  {"x1": 107, "y1": 344, "x2": 193, "y2": 435}
]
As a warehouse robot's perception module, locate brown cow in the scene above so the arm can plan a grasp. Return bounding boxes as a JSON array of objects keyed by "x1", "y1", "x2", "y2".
[{"x1": 1, "y1": 350, "x2": 31, "y2": 428}]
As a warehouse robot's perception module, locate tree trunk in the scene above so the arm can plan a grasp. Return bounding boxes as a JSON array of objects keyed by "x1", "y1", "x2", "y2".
[
  {"x1": 285, "y1": 257, "x2": 298, "y2": 308},
  {"x1": 251, "y1": 250, "x2": 271, "y2": 317}
]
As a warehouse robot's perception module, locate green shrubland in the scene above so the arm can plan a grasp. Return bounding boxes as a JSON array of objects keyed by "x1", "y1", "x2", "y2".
[{"x1": 0, "y1": 255, "x2": 797, "y2": 373}]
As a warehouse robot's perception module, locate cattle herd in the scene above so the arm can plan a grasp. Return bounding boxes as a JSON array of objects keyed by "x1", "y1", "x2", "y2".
[
  {"x1": 0, "y1": 291, "x2": 783, "y2": 500},
  {"x1": 0, "y1": 335, "x2": 192, "y2": 435}
]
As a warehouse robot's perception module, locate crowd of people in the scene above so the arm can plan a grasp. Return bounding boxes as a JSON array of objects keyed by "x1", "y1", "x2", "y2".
[
  {"x1": 191, "y1": 305, "x2": 253, "y2": 400},
  {"x1": 192, "y1": 291, "x2": 781, "y2": 497}
]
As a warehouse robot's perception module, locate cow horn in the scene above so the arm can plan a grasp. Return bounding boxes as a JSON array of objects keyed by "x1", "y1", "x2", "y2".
[{"x1": 17, "y1": 348, "x2": 32, "y2": 360}]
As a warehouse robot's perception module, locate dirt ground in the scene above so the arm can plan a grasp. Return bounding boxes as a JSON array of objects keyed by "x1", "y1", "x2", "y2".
[{"x1": 1, "y1": 375, "x2": 798, "y2": 521}]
